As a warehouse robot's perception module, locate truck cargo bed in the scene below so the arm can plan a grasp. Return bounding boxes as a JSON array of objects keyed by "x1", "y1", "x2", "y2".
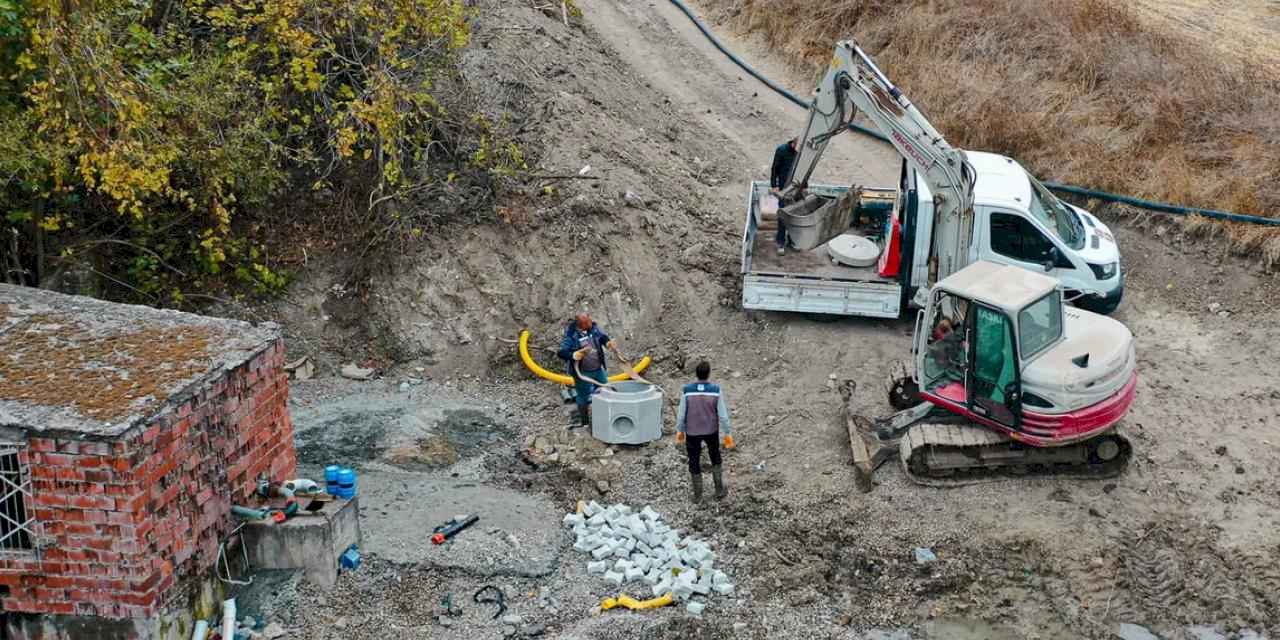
[{"x1": 741, "y1": 181, "x2": 903, "y2": 318}]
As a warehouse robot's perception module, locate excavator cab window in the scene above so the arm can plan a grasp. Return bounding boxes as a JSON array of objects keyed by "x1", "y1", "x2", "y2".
[
  {"x1": 920, "y1": 293, "x2": 968, "y2": 400},
  {"x1": 968, "y1": 304, "x2": 1021, "y2": 428}
]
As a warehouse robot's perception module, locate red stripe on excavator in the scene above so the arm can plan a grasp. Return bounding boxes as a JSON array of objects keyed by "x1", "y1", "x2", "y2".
[{"x1": 919, "y1": 371, "x2": 1137, "y2": 447}]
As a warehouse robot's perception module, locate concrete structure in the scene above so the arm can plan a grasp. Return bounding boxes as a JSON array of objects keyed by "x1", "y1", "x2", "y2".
[
  {"x1": 590, "y1": 381, "x2": 663, "y2": 445},
  {"x1": 0, "y1": 284, "x2": 296, "y2": 639},
  {"x1": 241, "y1": 497, "x2": 360, "y2": 589}
]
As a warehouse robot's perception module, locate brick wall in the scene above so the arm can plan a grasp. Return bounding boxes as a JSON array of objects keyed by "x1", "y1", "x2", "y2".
[{"x1": 1, "y1": 339, "x2": 295, "y2": 620}]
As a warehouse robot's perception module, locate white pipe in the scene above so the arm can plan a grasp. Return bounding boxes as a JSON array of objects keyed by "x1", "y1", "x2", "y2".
[
  {"x1": 191, "y1": 620, "x2": 209, "y2": 640},
  {"x1": 221, "y1": 599, "x2": 236, "y2": 640}
]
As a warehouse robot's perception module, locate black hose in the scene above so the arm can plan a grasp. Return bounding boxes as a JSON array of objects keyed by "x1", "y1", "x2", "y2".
[
  {"x1": 664, "y1": 0, "x2": 888, "y2": 143},
  {"x1": 1043, "y1": 182, "x2": 1280, "y2": 227},
  {"x1": 473, "y1": 585, "x2": 506, "y2": 619},
  {"x1": 665, "y1": 0, "x2": 1279, "y2": 227}
]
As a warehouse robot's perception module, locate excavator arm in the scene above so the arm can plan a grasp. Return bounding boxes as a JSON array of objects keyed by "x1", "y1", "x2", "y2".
[{"x1": 778, "y1": 41, "x2": 978, "y2": 284}]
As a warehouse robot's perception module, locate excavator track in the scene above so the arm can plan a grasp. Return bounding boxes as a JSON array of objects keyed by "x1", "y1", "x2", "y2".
[{"x1": 898, "y1": 423, "x2": 1132, "y2": 488}]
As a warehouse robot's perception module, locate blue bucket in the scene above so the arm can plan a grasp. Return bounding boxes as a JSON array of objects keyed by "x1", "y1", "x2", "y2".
[
  {"x1": 324, "y1": 465, "x2": 341, "y2": 494},
  {"x1": 337, "y1": 467, "x2": 356, "y2": 498}
]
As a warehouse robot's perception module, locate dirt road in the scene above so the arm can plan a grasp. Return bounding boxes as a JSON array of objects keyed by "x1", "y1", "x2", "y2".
[{"x1": 268, "y1": 1, "x2": 1280, "y2": 638}]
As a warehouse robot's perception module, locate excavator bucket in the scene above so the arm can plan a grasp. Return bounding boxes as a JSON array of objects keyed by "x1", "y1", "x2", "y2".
[
  {"x1": 839, "y1": 380, "x2": 900, "y2": 493},
  {"x1": 780, "y1": 188, "x2": 861, "y2": 251}
]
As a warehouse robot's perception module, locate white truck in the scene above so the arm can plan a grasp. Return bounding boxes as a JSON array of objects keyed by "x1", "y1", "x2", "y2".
[{"x1": 741, "y1": 42, "x2": 1124, "y2": 319}]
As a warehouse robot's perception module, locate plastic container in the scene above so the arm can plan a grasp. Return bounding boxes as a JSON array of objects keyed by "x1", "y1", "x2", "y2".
[
  {"x1": 324, "y1": 465, "x2": 341, "y2": 495},
  {"x1": 340, "y1": 544, "x2": 361, "y2": 570},
  {"x1": 336, "y1": 467, "x2": 356, "y2": 499},
  {"x1": 590, "y1": 381, "x2": 663, "y2": 445}
]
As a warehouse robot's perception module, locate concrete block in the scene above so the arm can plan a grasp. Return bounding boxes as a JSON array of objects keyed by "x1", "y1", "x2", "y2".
[
  {"x1": 672, "y1": 582, "x2": 694, "y2": 602},
  {"x1": 625, "y1": 566, "x2": 645, "y2": 582},
  {"x1": 573, "y1": 523, "x2": 588, "y2": 537},
  {"x1": 242, "y1": 497, "x2": 361, "y2": 590},
  {"x1": 653, "y1": 578, "x2": 673, "y2": 598},
  {"x1": 712, "y1": 570, "x2": 729, "y2": 585},
  {"x1": 643, "y1": 568, "x2": 662, "y2": 585},
  {"x1": 686, "y1": 601, "x2": 705, "y2": 615},
  {"x1": 591, "y1": 544, "x2": 613, "y2": 560},
  {"x1": 587, "y1": 560, "x2": 607, "y2": 574},
  {"x1": 598, "y1": 524, "x2": 615, "y2": 539},
  {"x1": 636, "y1": 541, "x2": 653, "y2": 557},
  {"x1": 613, "y1": 559, "x2": 633, "y2": 572},
  {"x1": 587, "y1": 513, "x2": 607, "y2": 527},
  {"x1": 633, "y1": 556, "x2": 651, "y2": 572},
  {"x1": 563, "y1": 513, "x2": 584, "y2": 527},
  {"x1": 691, "y1": 580, "x2": 710, "y2": 596},
  {"x1": 712, "y1": 583, "x2": 735, "y2": 596},
  {"x1": 604, "y1": 570, "x2": 625, "y2": 586},
  {"x1": 612, "y1": 545, "x2": 631, "y2": 559},
  {"x1": 640, "y1": 506, "x2": 660, "y2": 521},
  {"x1": 616, "y1": 505, "x2": 632, "y2": 516},
  {"x1": 585, "y1": 500, "x2": 603, "y2": 516},
  {"x1": 573, "y1": 536, "x2": 598, "y2": 552}
]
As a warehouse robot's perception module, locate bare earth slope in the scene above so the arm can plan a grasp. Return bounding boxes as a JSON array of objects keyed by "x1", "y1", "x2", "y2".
[{"x1": 269, "y1": 1, "x2": 1280, "y2": 638}]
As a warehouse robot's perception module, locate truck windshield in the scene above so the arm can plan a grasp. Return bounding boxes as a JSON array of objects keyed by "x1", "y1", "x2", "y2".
[
  {"x1": 1026, "y1": 174, "x2": 1084, "y2": 250},
  {"x1": 1018, "y1": 291, "x2": 1063, "y2": 359}
]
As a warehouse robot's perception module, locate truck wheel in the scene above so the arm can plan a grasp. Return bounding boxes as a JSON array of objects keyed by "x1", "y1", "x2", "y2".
[
  {"x1": 805, "y1": 313, "x2": 842, "y2": 323},
  {"x1": 1074, "y1": 295, "x2": 1121, "y2": 315}
]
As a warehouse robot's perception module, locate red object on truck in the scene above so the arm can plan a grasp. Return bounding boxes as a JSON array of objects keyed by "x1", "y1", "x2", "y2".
[{"x1": 877, "y1": 210, "x2": 901, "y2": 278}]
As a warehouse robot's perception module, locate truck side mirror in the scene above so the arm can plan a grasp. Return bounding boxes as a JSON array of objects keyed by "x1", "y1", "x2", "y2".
[{"x1": 1041, "y1": 247, "x2": 1058, "y2": 272}]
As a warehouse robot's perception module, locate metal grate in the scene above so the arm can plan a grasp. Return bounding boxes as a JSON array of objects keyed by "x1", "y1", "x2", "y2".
[{"x1": 0, "y1": 447, "x2": 33, "y2": 552}]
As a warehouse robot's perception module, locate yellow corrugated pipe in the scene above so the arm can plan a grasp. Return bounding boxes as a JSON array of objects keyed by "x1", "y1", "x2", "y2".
[
  {"x1": 601, "y1": 592, "x2": 674, "y2": 611},
  {"x1": 518, "y1": 329, "x2": 651, "y2": 386}
]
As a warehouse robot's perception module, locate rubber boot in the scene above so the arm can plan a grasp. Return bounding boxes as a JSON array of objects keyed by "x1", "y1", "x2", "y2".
[
  {"x1": 690, "y1": 473, "x2": 704, "y2": 504},
  {"x1": 576, "y1": 405, "x2": 589, "y2": 429},
  {"x1": 711, "y1": 465, "x2": 727, "y2": 500}
]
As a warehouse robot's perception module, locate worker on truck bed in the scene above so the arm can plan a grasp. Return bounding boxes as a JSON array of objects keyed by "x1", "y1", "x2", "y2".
[
  {"x1": 675, "y1": 361, "x2": 734, "y2": 503},
  {"x1": 558, "y1": 313, "x2": 616, "y2": 428},
  {"x1": 769, "y1": 138, "x2": 798, "y2": 256}
]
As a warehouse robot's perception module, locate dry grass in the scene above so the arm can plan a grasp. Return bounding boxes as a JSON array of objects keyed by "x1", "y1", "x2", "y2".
[{"x1": 704, "y1": 0, "x2": 1280, "y2": 260}]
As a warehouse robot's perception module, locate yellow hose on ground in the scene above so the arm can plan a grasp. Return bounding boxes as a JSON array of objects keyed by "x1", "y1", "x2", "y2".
[
  {"x1": 518, "y1": 330, "x2": 651, "y2": 386},
  {"x1": 601, "y1": 593, "x2": 673, "y2": 611}
]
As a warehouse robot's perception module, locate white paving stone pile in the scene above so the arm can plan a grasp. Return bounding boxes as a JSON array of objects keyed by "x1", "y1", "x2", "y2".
[{"x1": 563, "y1": 501, "x2": 735, "y2": 614}]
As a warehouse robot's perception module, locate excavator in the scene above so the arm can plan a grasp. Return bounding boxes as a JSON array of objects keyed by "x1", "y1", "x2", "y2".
[{"x1": 773, "y1": 40, "x2": 1137, "y2": 490}]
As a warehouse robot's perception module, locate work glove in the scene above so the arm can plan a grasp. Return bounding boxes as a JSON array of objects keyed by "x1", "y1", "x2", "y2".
[
  {"x1": 573, "y1": 348, "x2": 587, "y2": 361},
  {"x1": 606, "y1": 340, "x2": 617, "y2": 350},
  {"x1": 722, "y1": 435, "x2": 735, "y2": 449},
  {"x1": 675, "y1": 432, "x2": 686, "y2": 444}
]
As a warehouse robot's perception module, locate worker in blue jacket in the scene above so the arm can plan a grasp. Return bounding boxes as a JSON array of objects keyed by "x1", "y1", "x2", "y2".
[
  {"x1": 558, "y1": 313, "x2": 616, "y2": 428},
  {"x1": 675, "y1": 360, "x2": 734, "y2": 503}
]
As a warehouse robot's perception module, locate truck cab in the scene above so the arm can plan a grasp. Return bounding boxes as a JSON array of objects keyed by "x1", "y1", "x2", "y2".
[{"x1": 912, "y1": 152, "x2": 1124, "y2": 314}]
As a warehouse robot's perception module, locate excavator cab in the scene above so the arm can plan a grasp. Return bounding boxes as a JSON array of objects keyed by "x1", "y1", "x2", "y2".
[{"x1": 913, "y1": 261, "x2": 1073, "y2": 432}]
